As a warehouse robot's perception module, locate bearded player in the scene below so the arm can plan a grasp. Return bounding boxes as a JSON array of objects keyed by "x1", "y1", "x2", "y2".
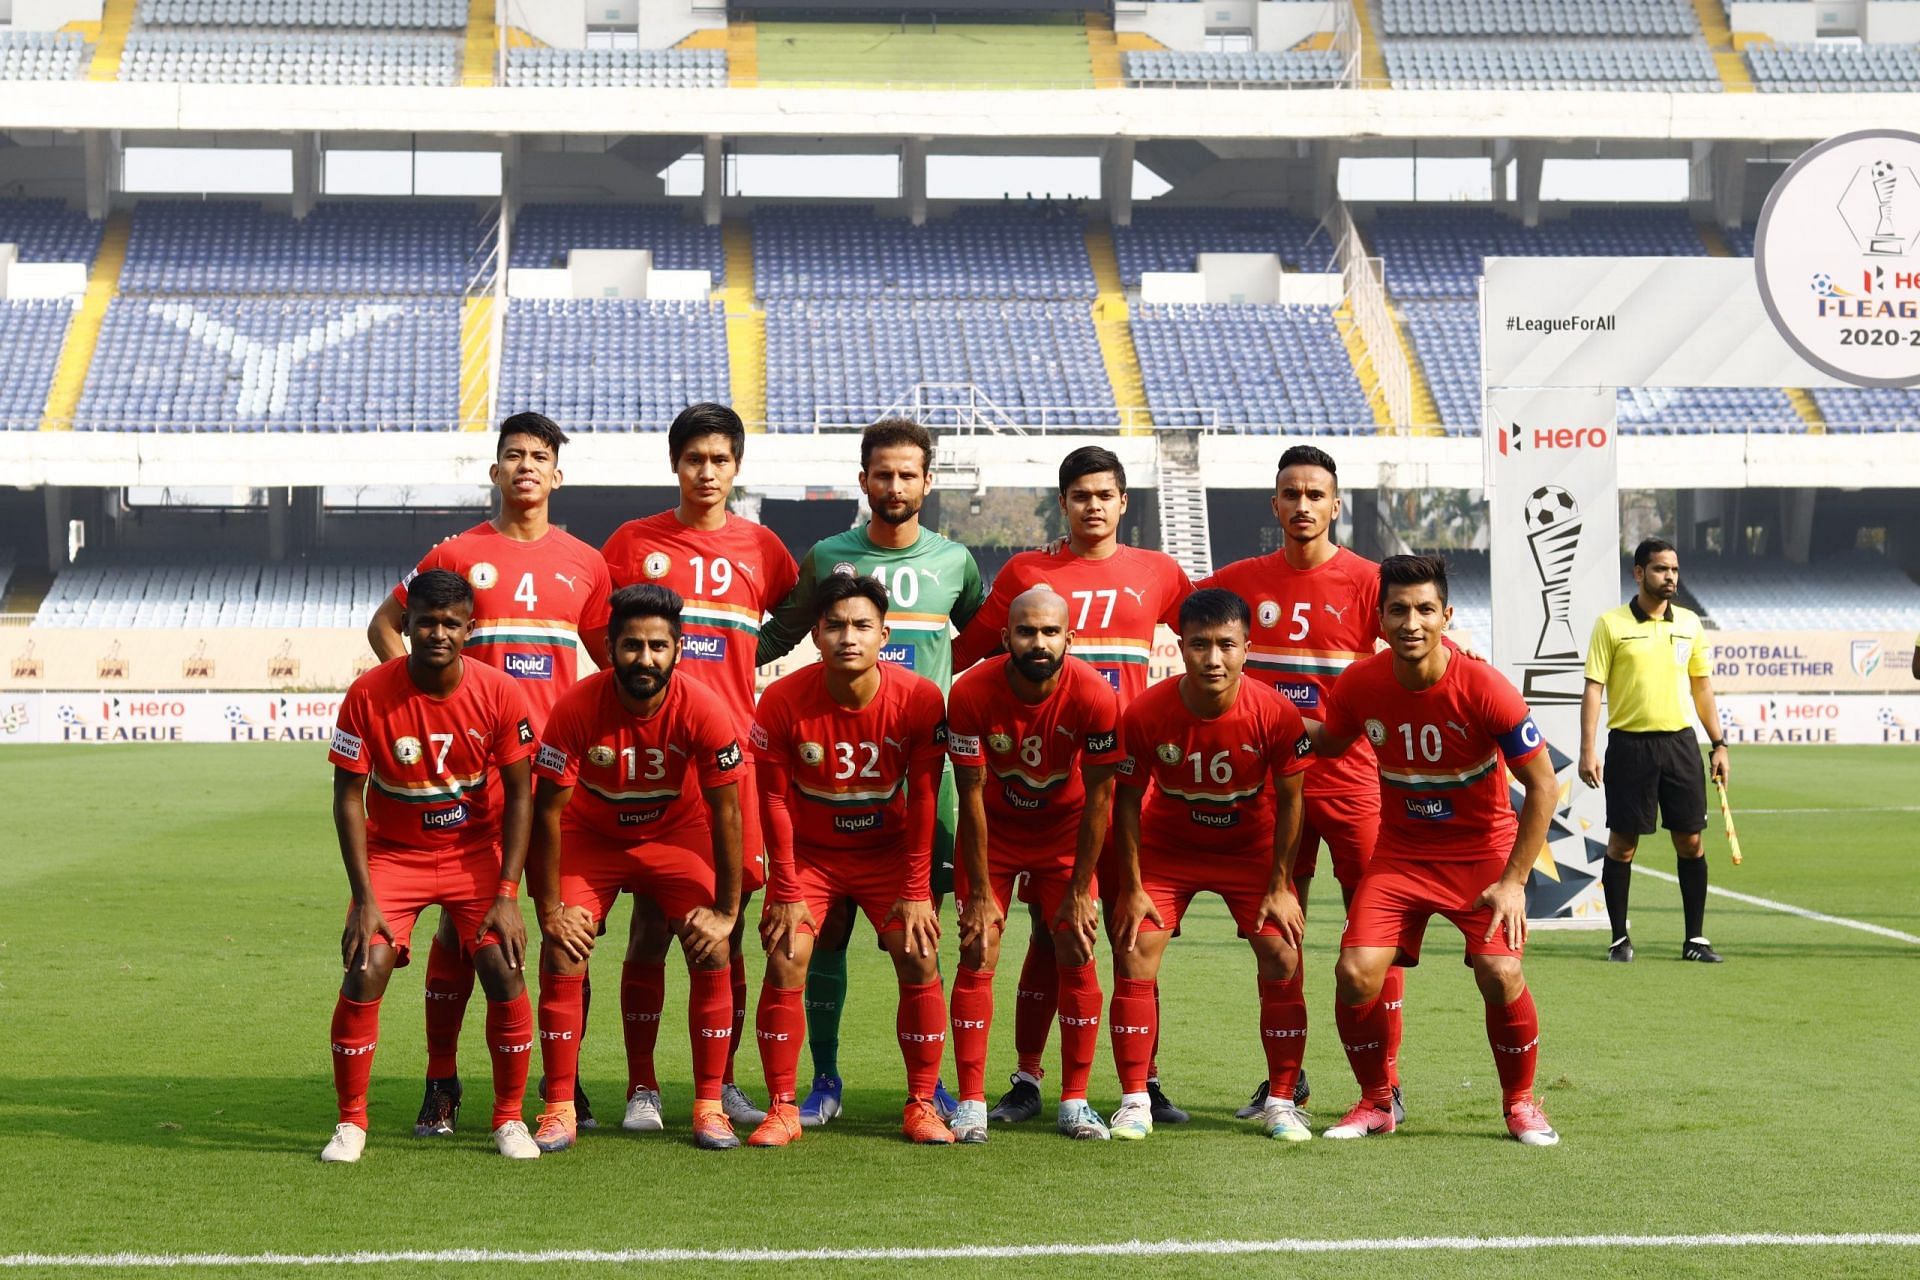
[
  {"x1": 757, "y1": 419, "x2": 984, "y2": 1125},
  {"x1": 600, "y1": 403, "x2": 798, "y2": 1132},
  {"x1": 947, "y1": 587, "x2": 1125, "y2": 1143},
  {"x1": 1200, "y1": 445, "x2": 1401, "y2": 1122},
  {"x1": 526, "y1": 585, "x2": 746, "y2": 1153},
  {"x1": 1313, "y1": 555, "x2": 1560, "y2": 1146},
  {"x1": 1106, "y1": 588, "x2": 1315, "y2": 1142},
  {"x1": 322, "y1": 570, "x2": 540, "y2": 1163},
  {"x1": 367, "y1": 412, "x2": 612, "y2": 1137},
  {"x1": 747, "y1": 573, "x2": 953, "y2": 1146},
  {"x1": 951, "y1": 446, "x2": 1193, "y2": 1127}
]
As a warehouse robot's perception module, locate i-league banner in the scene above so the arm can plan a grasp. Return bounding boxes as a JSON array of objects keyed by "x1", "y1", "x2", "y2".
[{"x1": 1483, "y1": 387, "x2": 1619, "y2": 926}]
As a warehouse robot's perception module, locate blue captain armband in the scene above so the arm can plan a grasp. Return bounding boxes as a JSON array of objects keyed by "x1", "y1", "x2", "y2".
[{"x1": 1497, "y1": 716, "x2": 1544, "y2": 760}]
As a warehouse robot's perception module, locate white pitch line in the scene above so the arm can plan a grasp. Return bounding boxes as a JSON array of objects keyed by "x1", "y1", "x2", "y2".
[
  {"x1": 1734, "y1": 805, "x2": 1920, "y2": 815},
  {"x1": 5, "y1": 1235, "x2": 1920, "y2": 1268},
  {"x1": 1634, "y1": 865, "x2": 1920, "y2": 945}
]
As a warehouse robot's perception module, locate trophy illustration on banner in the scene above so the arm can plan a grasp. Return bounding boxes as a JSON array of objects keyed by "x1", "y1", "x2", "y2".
[
  {"x1": 1523, "y1": 484, "x2": 1583, "y2": 661},
  {"x1": 1871, "y1": 160, "x2": 1903, "y2": 255}
]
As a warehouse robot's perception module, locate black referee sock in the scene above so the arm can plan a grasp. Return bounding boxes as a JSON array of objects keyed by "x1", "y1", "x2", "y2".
[
  {"x1": 1677, "y1": 855, "x2": 1708, "y2": 941},
  {"x1": 1602, "y1": 856, "x2": 1632, "y2": 943}
]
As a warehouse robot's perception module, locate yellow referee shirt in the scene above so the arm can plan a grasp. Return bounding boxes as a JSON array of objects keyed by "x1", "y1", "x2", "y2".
[{"x1": 1583, "y1": 598, "x2": 1712, "y2": 733}]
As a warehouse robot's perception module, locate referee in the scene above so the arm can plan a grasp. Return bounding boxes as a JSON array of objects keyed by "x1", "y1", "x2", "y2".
[{"x1": 1578, "y1": 538, "x2": 1728, "y2": 964}]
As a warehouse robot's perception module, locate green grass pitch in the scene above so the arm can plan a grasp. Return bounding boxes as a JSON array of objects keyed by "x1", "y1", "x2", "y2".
[{"x1": 1, "y1": 744, "x2": 1916, "y2": 1278}]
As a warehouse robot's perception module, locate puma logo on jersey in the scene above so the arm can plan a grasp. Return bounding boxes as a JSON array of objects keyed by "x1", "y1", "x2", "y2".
[
  {"x1": 883, "y1": 736, "x2": 904, "y2": 750},
  {"x1": 1122, "y1": 586, "x2": 1146, "y2": 605},
  {"x1": 1323, "y1": 602, "x2": 1349, "y2": 623},
  {"x1": 1055, "y1": 725, "x2": 1077, "y2": 737},
  {"x1": 920, "y1": 568, "x2": 943, "y2": 585},
  {"x1": 666, "y1": 743, "x2": 688, "y2": 758},
  {"x1": 466, "y1": 727, "x2": 487, "y2": 746},
  {"x1": 736, "y1": 562, "x2": 757, "y2": 579},
  {"x1": 1241, "y1": 743, "x2": 1261, "y2": 755},
  {"x1": 554, "y1": 573, "x2": 579, "y2": 590},
  {"x1": 1446, "y1": 720, "x2": 1470, "y2": 739}
]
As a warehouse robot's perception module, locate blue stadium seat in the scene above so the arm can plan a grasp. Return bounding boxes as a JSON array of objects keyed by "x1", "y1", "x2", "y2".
[{"x1": 496, "y1": 298, "x2": 731, "y2": 433}]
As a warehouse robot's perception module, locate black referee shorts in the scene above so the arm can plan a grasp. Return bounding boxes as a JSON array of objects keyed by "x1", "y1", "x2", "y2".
[{"x1": 1604, "y1": 728, "x2": 1707, "y2": 837}]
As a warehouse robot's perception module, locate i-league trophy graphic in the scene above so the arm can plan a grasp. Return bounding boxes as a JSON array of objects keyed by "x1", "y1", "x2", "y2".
[
  {"x1": 1871, "y1": 160, "x2": 1903, "y2": 255},
  {"x1": 1523, "y1": 484, "x2": 1582, "y2": 661}
]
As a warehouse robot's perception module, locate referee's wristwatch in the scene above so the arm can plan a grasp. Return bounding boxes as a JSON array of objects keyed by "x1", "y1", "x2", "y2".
[{"x1": 1707, "y1": 738, "x2": 1727, "y2": 751}]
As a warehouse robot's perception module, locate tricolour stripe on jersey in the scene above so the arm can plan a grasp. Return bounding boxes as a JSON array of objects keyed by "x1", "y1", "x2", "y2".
[
  {"x1": 579, "y1": 779, "x2": 682, "y2": 804},
  {"x1": 1379, "y1": 753, "x2": 1500, "y2": 792},
  {"x1": 884, "y1": 610, "x2": 951, "y2": 634},
  {"x1": 683, "y1": 600, "x2": 763, "y2": 636},
  {"x1": 1247, "y1": 645, "x2": 1368, "y2": 677},
  {"x1": 793, "y1": 778, "x2": 905, "y2": 807},
  {"x1": 469, "y1": 619, "x2": 581, "y2": 649},
  {"x1": 1156, "y1": 781, "x2": 1266, "y2": 805},
  {"x1": 986, "y1": 765, "x2": 1072, "y2": 792},
  {"x1": 1071, "y1": 638, "x2": 1151, "y2": 666},
  {"x1": 371, "y1": 770, "x2": 488, "y2": 804}
]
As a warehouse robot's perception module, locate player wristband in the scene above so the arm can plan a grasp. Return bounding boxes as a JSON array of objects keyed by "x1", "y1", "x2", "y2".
[{"x1": 496, "y1": 879, "x2": 520, "y2": 900}]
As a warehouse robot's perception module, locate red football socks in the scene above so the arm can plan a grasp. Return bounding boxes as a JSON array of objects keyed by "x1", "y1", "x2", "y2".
[
  {"x1": 485, "y1": 992, "x2": 534, "y2": 1129},
  {"x1": 949, "y1": 966, "x2": 995, "y2": 1103},
  {"x1": 620, "y1": 960, "x2": 666, "y2": 1095},
  {"x1": 897, "y1": 979, "x2": 947, "y2": 1100},
  {"x1": 1055, "y1": 960, "x2": 1103, "y2": 1101},
  {"x1": 1486, "y1": 987, "x2": 1540, "y2": 1109},
  {"x1": 756, "y1": 982, "x2": 805, "y2": 1105},
  {"x1": 1382, "y1": 965, "x2": 1406, "y2": 1089},
  {"x1": 1012, "y1": 942, "x2": 1058, "y2": 1080},
  {"x1": 1259, "y1": 975, "x2": 1308, "y2": 1101},
  {"x1": 1109, "y1": 977, "x2": 1157, "y2": 1095},
  {"x1": 1147, "y1": 979, "x2": 1162, "y2": 1081},
  {"x1": 689, "y1": 966, "x2": 734, "y2": 1103},
  {"x1": 421, "y1": 933, "x2": 473, "y2": 1080},
  {"x1": 329, "y1": 995, "x2": 381, "y2": 1128},
  {"x1": 724, "y1": 947, "x2": 748, "y2": 1085},
  {"x1": 536, "y1": 973, "x2": 585, "y2": 1111},
  {"x1": 1335, "y1": 994, "x2": 1395, "y2": 1108}
]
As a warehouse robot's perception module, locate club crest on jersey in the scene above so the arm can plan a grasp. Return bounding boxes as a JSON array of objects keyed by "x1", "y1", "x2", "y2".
[
  {"x1": 469, "y1": 563, "x2": 498, "y2": 590},
  {"x1": 1364, "y1": 719, "x2": 1387, "y2": 747},
  {"x1": 642, "y1": 552, "x2": 671, "y2": 580},
  {"x1": 1257, "y1": 600, "x2": 1281, "y2": 629},
  {"x1": 1155, "y1": 742, "x2": 1181, "y2": 766},
  {"x1": 394, "y1": 736, "x2": 423, "y2": 764},
  {"x1": 588, "y1": 744, "x2": 616, "y2": 769},
  {"x1": 988, "y1": 733, "x2": 1014, "y2": 754},
  {"x1": 799, "y1": 741, "x2": 825, "y2": 767}
]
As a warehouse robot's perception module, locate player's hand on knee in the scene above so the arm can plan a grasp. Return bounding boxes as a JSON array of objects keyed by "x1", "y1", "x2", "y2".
[
  {"x1": 956, "y1": 893, "x2": 1002, "y2": 951},
  {"x1": 481, "y1": 899, "x2": 527, "y2": 971},
  {"x1": 342, "y1": 900, "x2": 391, "y2": 972},
  {"x1": 1054, "y1": 890, "x2": 1101, "y2": 959},
  {"x1": 1477, "y1": 879, "x2": 1528, "y2": 949},
  {"x1": 539, "y1": 904, "x2": 597, "y2": 964},
  {"x1": 1255, "y1": 886, "x2": 1305, "y2": 950},
  {"x1": 761, "y1": 900, "x2": 813, "y2": 958},
  {"x1": 1112, "y1": 890, "x2": 1161, "y2": 955},
  {"x1": 680, "y1": 906, "x2": 734, "y2": 967},
  {"x1": 889, "y1": 897, "x2": 940, "y2": 958}
]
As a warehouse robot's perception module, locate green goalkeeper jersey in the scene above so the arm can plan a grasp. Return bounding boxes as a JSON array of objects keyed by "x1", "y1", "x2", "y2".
[{"x1": 756, "y1": 524, "x2": 985, "y2": 692}]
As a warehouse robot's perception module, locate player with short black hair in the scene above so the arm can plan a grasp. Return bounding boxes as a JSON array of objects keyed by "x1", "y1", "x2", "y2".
[
  {"x1": 951, "y1": 444, "x2": 1194, "y2": 1128},
  {"x1": 322, "y1": 570, "x2": 541, "y2": 1163},
  {"x1": 366, "y1": 412, "x2": 613, "y2": 1140},
  {"x1": 746, "y1": 572, "x2": 954, "y2": 1146},
  {"x1": 1105, "y1": 587, "x2": 1316, "y2": 1142},
  {"x1": 757, "y1": 419, "x2": 984, "y2": 1126},
  {"x1": 600, "y1": 402, "x2": 799, "y2": 1132},
  {"x1": 526, "y1": 582, "x2": 749, "y2": 1152},
  {"x1": 1313, "y1": 555, "x2": 1562, "y2": 1146}
]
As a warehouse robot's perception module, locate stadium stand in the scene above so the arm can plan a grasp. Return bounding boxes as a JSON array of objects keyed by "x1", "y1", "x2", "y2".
[
  {"x1": 504, "y1": 48, "x2": 726, "y2": 88},
  {"x1": 1378, "y1": 0, "x2": 1700, "y2": 37},
  {"x1": 762, "y1": 299, "x2": 1113, "y2": 432},
  {"x1": 1674, "y1": 552, "x2": 1920, "y2": 631},
  {"x1": 1131, "y1": 303, "x2": 1373, "y2": 432},
  {"x1": 752, "y1": 19, "x2": 1092, "y2": 87},
  {"x1": 1616, "y1": 387, "x2": 1805, "y2": 434},
  {"x1": 1748, "y1": 42, "x2": 1920, "y2": 92},
  {"x1": 1110, "y1": 207, "x2": 1331, "y2": 285},
  {"x1": 509, "y1": 204, "x2": 725, "y2": 280},
  {"x1": 496, "y1": 299, "x2": 731, "y2": 433},
  {"x1": 32, "y1": 552, "x2": 409, "y2": 628},
  {"x1": 1397, "y1": 300, "x2": 1480, "y2": 434},
  {"x1": 1123, "y1": 49, "x2": 1346, "y2": 87},
  {"x1": 0, "y1": 198, "x2": 106, "y2": 264},
  {"x1": 0, "y1": 301, "x2": 78, "y2": 432},
  {"x1": 0, "y1": 31, "x2": 89, "y2": 81},
  {"x1": 117, "y1": 31, "x2": 461, "y2": 85},
  {"x1": 1367, "y1": 206, "x2": 1709, "y2": 299},
  {"x1": 1383, "y1": 39, "x2": 1720, "y2": 90},
  {"x1": 117, "y1": 200, "x2": 482, "y2": 296},
  {"x1": 136, "y1": 0, "x2": 463, "y2": 26},
  {"x1": 1809, "y1": 387, "x2": 1920, "y2": 433},
  {"x1": 752, "y1": 205, "x2": 1096, "y2": 301}
]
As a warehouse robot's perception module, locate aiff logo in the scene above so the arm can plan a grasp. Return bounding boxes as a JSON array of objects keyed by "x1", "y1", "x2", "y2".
[{"x1": 1850, "y1": 639, "x2": 1883, "y2": 678}]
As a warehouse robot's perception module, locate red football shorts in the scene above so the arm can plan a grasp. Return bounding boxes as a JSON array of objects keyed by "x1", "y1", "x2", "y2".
[
  {"x1": 771, "y1": 848, "x2": 911, "y2": 937},
  {"x1": 1136, "y1": 846, "x2": 1283, "y2": 938},
  {"x1": 1292, "y1": 789, "x2": 1380, "y2": 890},
  {"x1": 962, "y1": 845, "x2": 1093, "y2": 931},
  {"x1": 559, "y1": 827, "x2": 719, "y2": 927},
  {"x1": 1339, "y1": 854, "x2": 1524, "y2": 966},
  {"x1": 351, "y1": 845, "x2": 503, "y2": 966},
  {"x1": 736, "y1": 760, "x2": 767, "y2": 895}
]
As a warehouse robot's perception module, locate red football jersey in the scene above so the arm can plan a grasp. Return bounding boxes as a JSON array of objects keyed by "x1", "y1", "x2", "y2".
[
  {"x1": 1200, "y1": 547, "x2": 1382, "y2": 797},
  {"x1": 328, "y1": 656, "x2": 535, "y2": 858},
  {"x1": 532, "y1": 669, "x2": 744, "y2": 845},
  {"x1": 394, "y1": 523, "x2": 613, "y2": 734},
  {"x1": 953, "y1": 544, "x2": 1191, "y2": 707},
  {"x1": 946, "y1": 655, "x2": 1126, "y2": 861},
  {"x1": 749, "y1": 662, "x2": 947, "y2": 855},
  {"x1": 1118, "y1": 676, "x2": 1313, "y2": 859},
  {"x1": 1321, "y1": 649, "x2": 1546, "y2": 863},
  {"x1": 601, "y1": 511, "x2": 799, "y2": 738}
]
